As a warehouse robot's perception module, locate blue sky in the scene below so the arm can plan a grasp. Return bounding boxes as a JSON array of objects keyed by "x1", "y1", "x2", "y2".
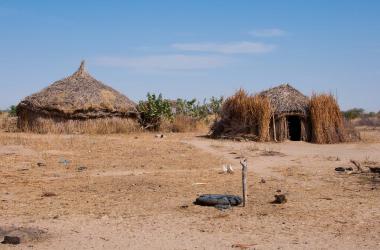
[{"x1": 1, "y1": 0, "x2": 379, "y2": 111}]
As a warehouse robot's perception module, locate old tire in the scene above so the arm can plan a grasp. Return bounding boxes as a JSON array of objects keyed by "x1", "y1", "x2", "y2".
[{"x1": 194, "y1": 194, "x2": 242, "y2": 207}]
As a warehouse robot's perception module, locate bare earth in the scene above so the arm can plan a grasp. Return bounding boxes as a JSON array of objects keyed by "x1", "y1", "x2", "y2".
[{"x1": 0, "y1": 130, "x2": 379, "y2": 250}]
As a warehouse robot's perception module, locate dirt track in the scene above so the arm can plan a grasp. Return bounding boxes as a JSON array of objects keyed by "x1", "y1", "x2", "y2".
[{"x1": 0, "y1": 131, "x2": 379, "y2": 249}]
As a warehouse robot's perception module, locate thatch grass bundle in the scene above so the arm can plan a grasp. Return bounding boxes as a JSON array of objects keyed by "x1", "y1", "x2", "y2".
[
  {"x1": 17, "y1": 116, "x2": 140, "y2": 134},
  {"x1": 211, "y1": 89, "x2": 272, "y2": 141},
  {"x1": 309, "y1": 94, "x2": 346, "y2": 143}
]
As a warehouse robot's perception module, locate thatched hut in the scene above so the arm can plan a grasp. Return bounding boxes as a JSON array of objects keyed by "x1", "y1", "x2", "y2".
[
  {"x1": 211, "y1": 84, "x2": 347, "y2": 143},
  {"x1": 260, "y1": 84, "x2": 310, "y2": 141},
  {"x1": 17, "y1": 61, "x2": 139, "y2": 133}
]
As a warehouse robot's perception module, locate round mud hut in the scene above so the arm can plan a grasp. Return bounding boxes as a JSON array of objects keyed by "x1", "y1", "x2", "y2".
[
  {"x1": 211, "y1": 84, "x2": 347, "y2": 144},
  {"x1": 17, "y1": 61, "x2": 138, "y2": 133}
]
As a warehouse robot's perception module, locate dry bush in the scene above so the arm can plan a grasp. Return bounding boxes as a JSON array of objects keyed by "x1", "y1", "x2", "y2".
[
  {"x1": 17, "y1": 117, "x2": 141, "y2": 134},
  {"x1": 0, "y1": 112, "x2": 18, "y2": 132},
  {"x1": 309, "y1": 94, "x2": 347, "y2": 143},
  {"x1": 211, "y1": 89, "x2": 272, "y2": 141},
  {"x1": 160, "y1": 115, "x2": 209, "y2": 133}
]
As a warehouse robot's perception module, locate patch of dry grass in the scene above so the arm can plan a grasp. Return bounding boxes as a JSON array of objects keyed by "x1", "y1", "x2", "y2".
[
  {"x1": 309, "y1": 94, "x2": 346, "y2": 144},
  {"x1": 0, "y1": 112, "x2": 18, "y2": 132},
  {"x1": 17, "y1": 117, "x2": 141, "y2": 134},
  {"x1": 161, "y1": 115, "x2": 210, "y2": 133},
  {"x1": 211, "y1": 89, "x2": 272, "y2": 141}
]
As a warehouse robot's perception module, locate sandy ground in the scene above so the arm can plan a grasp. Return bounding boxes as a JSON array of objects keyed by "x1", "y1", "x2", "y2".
[{"x1": 0, "y1": 130, "x2": 379, "y2": 249}]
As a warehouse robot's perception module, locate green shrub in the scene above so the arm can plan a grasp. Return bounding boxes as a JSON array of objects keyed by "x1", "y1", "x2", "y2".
[
  {"x1": 175, "y1": 98, "x2": 209, "y2": 119},
  {"x1": 208, "y1": 96, "x2": 224, "y2": 115},
  {"x1": 8, "y1": 105, "x2": 17, "y2": 117},
  {"x1": 137, "y1": 93, "x2": 172, "y2": 130}
]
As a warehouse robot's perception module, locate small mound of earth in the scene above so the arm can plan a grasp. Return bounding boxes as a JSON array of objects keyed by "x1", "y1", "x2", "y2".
[
  {"x1": 194, "y1": 194, "x2": 242, "y2": 209},
  {"x1": 0, "y1": 226, "x2": 48, "y2": 244}
]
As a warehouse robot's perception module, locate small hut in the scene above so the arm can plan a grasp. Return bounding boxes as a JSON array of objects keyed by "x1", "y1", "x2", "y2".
[
  {"x1": 211, "y1": 84, "x2": 347, "y2": 143},
  {"x1": 260, "y1": 84, "x2": 310, "y2": 141},
  {"x1": 17, "y1": 61, "x2": 138, "y2": 133}
]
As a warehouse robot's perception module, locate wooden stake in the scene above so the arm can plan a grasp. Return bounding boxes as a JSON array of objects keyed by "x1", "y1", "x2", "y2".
[
  {"x1": 240, "y1": 159, "x2": 248, "y2": 207},
  {"x1": 272, "y1": 114, "x2": 277, "y2": 142}
]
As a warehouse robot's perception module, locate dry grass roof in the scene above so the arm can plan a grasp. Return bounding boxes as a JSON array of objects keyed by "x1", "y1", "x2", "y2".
[
  {"x1": 17, "y1": 61, "x2": 137, "y2": 119},
  {"x1": 260, "y1": 84, "x2": 309, "y2": 116}
]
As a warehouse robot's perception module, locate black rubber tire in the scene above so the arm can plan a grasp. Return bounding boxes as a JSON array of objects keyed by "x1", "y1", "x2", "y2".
[{"x1": 194, "y1": 194, "x2": 242, "y2": 207}]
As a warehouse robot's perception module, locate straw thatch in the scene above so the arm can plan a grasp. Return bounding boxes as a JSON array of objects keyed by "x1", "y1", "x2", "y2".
[
  {"x1": 260, "y1": 84, "x2": 309, "y2": 117},
  {"x1": 17, "y1": 61, "x2": 138, "y2": 133},
  {"x1": 309, "y1": 94, "x2": 346, "y2": 144}
]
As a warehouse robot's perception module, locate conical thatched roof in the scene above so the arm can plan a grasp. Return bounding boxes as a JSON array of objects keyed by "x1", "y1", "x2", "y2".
[
  {"x1": 260, "y1": 84, "x2": 309, "y2": 116},
  {"x1": 17, "y1": 61, "x2": 137, "y2": 119}
]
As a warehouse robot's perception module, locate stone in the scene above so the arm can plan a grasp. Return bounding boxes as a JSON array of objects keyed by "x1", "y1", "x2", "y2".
[{"x1": 1, "y1": 236, "x2": 20, "y2": 245}]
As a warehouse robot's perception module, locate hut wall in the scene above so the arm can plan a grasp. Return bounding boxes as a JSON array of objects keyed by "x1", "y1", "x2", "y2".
[
  {"x1": 274, "y1": 116, "x2": 288, "y2": 141},
  {"x1": 302, "y1": 118, "x2": 311, "y2": 141},
  {"x1": 271, "y1": 115, "x2": 310, "y2": 142},
  {"x1": 300, "y1": 118, "x2": 307, "y2": 141},
  {"x1": 17, "y1": 109, "x2": 139, "y2": 134}
]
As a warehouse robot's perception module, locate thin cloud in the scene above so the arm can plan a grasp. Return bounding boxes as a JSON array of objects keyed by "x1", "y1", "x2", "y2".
[
  {"x1": 95, "y1": 54, "x2": 231, "y2": 71},
  {"x1": 250, "y1": 29, "x2": 287, "y2": 37},
  {"x1": 172, "y1": 41, "x2": 275, "y2": 54}
]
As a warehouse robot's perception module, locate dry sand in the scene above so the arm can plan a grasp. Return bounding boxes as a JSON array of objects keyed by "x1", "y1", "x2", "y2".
[{"x1": 0, "y1": 130, "x2": 379, "y2": 249}]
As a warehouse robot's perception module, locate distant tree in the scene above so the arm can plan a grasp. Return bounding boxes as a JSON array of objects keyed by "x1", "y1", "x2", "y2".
[
  {"x1": 8, "y1": 105, "x2": 17, "y2": 117},
  {"x1": 367, "y1": 112, "x2": 376, "y2": 117},
  {"x1": 208, "y1": 96, "x2": 224, "y2": 115},
  {"x1": 342, "y1": 108, "x2": 364, "y2": 120}
]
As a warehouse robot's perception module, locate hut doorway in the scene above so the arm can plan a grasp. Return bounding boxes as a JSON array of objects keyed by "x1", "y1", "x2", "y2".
[{"x1": 288, "y1": 116, "x2": 301, "y2": 141}]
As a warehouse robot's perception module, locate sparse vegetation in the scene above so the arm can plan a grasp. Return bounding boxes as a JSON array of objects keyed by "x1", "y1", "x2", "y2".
[
  {"x1": 175, "y1": 98, "x2": 209, "y2": 119},
  {"x1": 137, "y1": 93, "x2": 173, "y2": 130},
  {"x1": 208, "y1": 96, "x2": 224, "y2": 116},
  {"x1": 342, "y1": 108, "x2": 365, "y2": 120},
  {"x1": 8, "y1": 105, "x2": 17, "y2": 117},
  {"x1": 342, "y1": 108, "x2": 380, "y2": 127},
  {"x1": 137, "y1": 93, "x2": 223, "y2": 132}
]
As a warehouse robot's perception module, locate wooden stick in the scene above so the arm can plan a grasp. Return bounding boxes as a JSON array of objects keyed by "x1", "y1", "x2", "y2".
[
  {"x1": 240, "y1": 159, "x2": 248, "y2": 207},
  {"x1": 272, "y1": 114, "x2": 277, "y2": 142}
]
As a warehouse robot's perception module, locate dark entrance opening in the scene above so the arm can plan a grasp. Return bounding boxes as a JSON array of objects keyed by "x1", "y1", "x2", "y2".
[{"x1": 288, "y1": 116, "x2": 301, "y2": 141}]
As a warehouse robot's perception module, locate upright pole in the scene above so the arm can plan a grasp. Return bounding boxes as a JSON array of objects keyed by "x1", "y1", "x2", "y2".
[
  {"x1": 240, "y1": 159, "x2": 248, "y2": 207},
  {"x1": 272, "y1": 114, "x2": 277, "y2": 142}
]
